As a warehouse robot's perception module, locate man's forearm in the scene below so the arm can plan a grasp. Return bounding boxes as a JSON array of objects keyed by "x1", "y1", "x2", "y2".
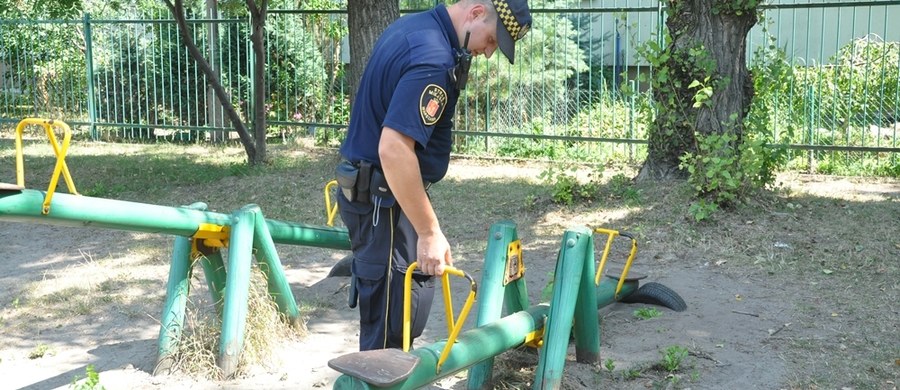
[{"x1": 379, "y1": 127, "x2": 441, "y2": 237}]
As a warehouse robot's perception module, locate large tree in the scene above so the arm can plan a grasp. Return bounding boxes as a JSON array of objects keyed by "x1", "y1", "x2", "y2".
[
  {"x1": 637, "y1": 0, "x2": 760, "y2": 181},
  {"x1": 346, "y1": 0, "x2": 399, "y2": 103},
  {"x1": 164, "y1": 0, "x2": 269, "y2": 165}
]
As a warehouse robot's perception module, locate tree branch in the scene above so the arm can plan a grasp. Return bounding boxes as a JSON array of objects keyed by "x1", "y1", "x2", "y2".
[{"x1": 163, "y1": 0, "x2": 257, "y2": 162}]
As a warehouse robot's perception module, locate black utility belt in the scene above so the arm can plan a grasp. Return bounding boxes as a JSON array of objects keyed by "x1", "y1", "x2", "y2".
[
  {"x1": 335, "y1": 160, "x2": 431, "y2": 205},
  {"x1": 335, "y1": 160, "x2": 392, "y2": 205}
]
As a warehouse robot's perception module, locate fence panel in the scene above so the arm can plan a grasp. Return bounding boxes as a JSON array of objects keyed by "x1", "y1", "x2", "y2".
[{"x1": 1, "y1": 1, "x2": 897, "y2": 171}]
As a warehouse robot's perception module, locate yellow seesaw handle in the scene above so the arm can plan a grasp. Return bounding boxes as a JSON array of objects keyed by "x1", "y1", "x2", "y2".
[{"x1": 403, "y1": 262, "x2": 477, "y2": 374}]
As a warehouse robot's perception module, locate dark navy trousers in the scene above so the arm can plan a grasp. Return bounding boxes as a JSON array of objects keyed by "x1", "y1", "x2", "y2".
[{"x1": 337, "y1": 192, "x2": 435, "y2": 351}]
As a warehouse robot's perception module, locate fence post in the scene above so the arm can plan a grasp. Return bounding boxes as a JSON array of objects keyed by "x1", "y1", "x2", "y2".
[{"x1": 82, "y1": 13, "x2": 98, "y2": 140}]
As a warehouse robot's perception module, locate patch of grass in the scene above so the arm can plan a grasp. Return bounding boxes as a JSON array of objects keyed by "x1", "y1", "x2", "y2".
[
  {"x1": 29, "y1": 343, "x2": 53, "y2": 359},
  {"x1": 622, "y1": 368, "x2": 641, "y2": 380},
  {"x1": 606, "y1": 173, "x2": 643, "y2": 206},
  {"x1": 70, "y1": 364, "x2": 105, "y2": 390},
  {"x1": 633, "y1": 307, "x2": 662, "y2": 320},
  {"x1": 603, "y1": 358, "x2": 616, "y2": 371},
  {"x1": 659, "y1": 345, "x2": 690, "y2": 372},
  {"x1": 35, "y1": 285, "x2": 122, "y2": 318}
]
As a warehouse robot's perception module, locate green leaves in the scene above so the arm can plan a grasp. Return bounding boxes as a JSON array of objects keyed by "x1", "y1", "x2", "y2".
[{"x1": 680, "y1": 128, "x2": 779, "y2": 221}]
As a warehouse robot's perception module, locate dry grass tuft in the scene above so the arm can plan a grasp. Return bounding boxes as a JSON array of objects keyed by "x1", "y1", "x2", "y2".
[{"x1": 166, "y1": 267, "x2": 304, "y2": 379}]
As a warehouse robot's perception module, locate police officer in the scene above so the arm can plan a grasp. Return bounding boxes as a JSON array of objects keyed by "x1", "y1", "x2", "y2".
[{"x1": 336, "y1": 0, "x2": 532, "y2": 351}]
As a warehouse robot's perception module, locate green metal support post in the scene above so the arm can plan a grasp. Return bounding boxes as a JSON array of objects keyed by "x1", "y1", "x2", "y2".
[
  {"x1": 189, "y1": 201, "x2": 226, "y2": 315},
  {"x1": 534, "y1": 227, "x2": 592, "y2": 390},
  {"x1": 573, "y1": 234, "x2": 600, "y2": 363},
  {"x1": 217, "y1": 206, "x2": 256, "y2": 378},
  {"x1": 198, "y1": 249, "x2": 227, "y2": 314},
  {"x1": 466, "y1": 220, "x2": 519, "y2": 390},
  {"x1": 155, "y1": 235, "x2": 193, "y2": 374},
  {"x1": 252, "y1": 206, "x2": 301, "y2": 328}
]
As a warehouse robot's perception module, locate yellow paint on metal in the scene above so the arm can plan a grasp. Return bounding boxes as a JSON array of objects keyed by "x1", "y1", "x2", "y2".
[
  {"x1": 14, "y1": 118, "x2": 80, "y2": 214},
  {"x1": 324, "y1": 180, "x2": 339, "y2": 227},
  {"x1": 593, "y1": 228, "x2": 619, "y2": 286},
  {"x1": 503, "y1": 239, "x2": 525, "y2": 286},
  {"x1": 403, "y1": 262, "x2": 477, "y2": 374},
  {"x1": 592, "y1": 228, "x2": 638, "y2": 299},
  {"x1": 523, "y1": 327, "x2": 544, "y2": 348},
  {"x1": 194, "y1": 223, "x2": 230, "y2": 248}
]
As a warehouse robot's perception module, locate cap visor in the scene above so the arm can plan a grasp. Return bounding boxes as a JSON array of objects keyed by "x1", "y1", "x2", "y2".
[{"x1": 496, "y1": 19, "x2": 516, "y2": 64}]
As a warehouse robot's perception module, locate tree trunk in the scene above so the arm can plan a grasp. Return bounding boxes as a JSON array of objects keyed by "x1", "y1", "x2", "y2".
[
  {"x1": 637, "y1": 0, "x2": 757, "y2": 181},
  {"x1": 347, "y1": 0, "x2": 399, "y2": 104},
  {"x1": 206, "y1": 0, "x2": 224, "y2": 142},
  {"x1": 163, "y1": 0, "x2": 264, "y2": 165},
  {"x1": 248, "y1": 0, "x2": 269, "y2": 165}
]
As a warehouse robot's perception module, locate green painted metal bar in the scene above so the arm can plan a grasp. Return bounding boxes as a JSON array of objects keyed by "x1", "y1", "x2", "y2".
[
  {"x1": 534, "y1": 227, "x2": 590, "y2": 390},
  {"x1": 155, "y1": 235, "x2": 193, "y2": 375},
  {"x1": 332, "y1": 276, "x2": 639, "y2": 390},
  {"x1": 252, "y1": 206, "x2": 302, "y2": 328},
  {"x1": 466, "y1": 220, "x2": 518, "y2": 390},
  {"x1": 198, "y1": 249, "x2": 227, "y2": 314},
  {"x1": 0, "y1": 189, "x2": 349, "y2": 249},
  {"x1": 184, "y1": 201, "x2": 227, "y2": 314},
  {"x1": 573, "y1": 234, "x2": 600, "y2": 364},
  {"x1": 217, "y1": 206, "x2": 255, "y2": 378}
]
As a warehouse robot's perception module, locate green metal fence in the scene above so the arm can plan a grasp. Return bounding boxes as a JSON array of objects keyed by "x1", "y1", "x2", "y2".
[{"x1": 1, "y1": 1, "x2": 898, "y2": 171}]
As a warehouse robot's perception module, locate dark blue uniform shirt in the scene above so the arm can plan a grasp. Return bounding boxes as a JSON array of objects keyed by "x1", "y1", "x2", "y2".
[{"x1": 340, "y1": 4, "x2": 460, "y2": 184}]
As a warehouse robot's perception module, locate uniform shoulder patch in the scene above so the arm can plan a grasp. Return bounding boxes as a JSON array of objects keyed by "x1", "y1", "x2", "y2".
[{"x1": 419, "y1": 84, "x2": 448, "y2": 126}]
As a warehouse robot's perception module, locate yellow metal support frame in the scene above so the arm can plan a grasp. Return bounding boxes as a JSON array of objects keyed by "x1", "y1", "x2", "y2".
[
  {"x1": 403, "y1": 262, "x2": 477, "y2": 374},
  {"x1": 323, "y1": 180, "x2": 340, "y2": 226},
  {"x1": 593, "y1": 228, "x2": 638, "y2": 300},
  {"x1": 14, "y1": 118, "x2": 79, "y2": 214},
  {"x1": 192, "y1": 223, "x2": 231, "y2": 254}
]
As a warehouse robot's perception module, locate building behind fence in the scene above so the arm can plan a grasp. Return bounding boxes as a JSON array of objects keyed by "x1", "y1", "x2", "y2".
[{"x1": 1, "y1": 0, "x2": 898, "y2": 172}]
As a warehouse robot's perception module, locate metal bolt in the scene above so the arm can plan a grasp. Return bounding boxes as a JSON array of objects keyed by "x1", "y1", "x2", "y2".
[
  {"x1": 566, "y1": 238, "x2": 576, "y2": 248},
  {"x1": 494, "y1": 232, "x2": 503, "y2": 240}
]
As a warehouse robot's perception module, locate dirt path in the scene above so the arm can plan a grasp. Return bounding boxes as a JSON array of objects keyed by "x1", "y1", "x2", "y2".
[{"x1": 1, "y1": 161, "x2": 897, "y2": 389}]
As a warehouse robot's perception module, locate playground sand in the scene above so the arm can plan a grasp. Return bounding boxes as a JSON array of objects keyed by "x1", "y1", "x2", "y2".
[{"x1": 1, "y1": 144, "x2": 898, "y2": 389}]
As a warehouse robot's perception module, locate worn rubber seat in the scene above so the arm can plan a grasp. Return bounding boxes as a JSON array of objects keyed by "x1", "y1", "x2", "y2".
[
  {"x1": 604, "y1": 266, "x2": 647, "y2": 282},
  {"x1": 327, "y1": 348, "x2": 420, "y2": 387}
]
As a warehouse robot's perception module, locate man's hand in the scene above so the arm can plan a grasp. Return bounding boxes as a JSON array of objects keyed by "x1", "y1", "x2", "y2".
[{"x1": 417, "y1": 230, "x2": 453, "y2": 276}]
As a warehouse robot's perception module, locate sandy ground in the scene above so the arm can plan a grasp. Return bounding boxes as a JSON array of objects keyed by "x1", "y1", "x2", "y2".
[{"x1": 1, "y1": 162, "x2": 897, "y2": 390}]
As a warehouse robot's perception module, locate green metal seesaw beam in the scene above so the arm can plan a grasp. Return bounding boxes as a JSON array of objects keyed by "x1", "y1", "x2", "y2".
[{"x1": 0, "y1": 188, "x2": 350, "y2": 248}]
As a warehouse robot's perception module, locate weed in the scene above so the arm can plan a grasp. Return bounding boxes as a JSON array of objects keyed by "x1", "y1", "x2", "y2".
[
  {"x1": 603, "y1": 358, "x2": 615, "y2": 371},
  {"x1": 633, "y1": 307, "x2": 662, "y2": 320},
  {"x1": 688, "y1": 199, "x2": 719, "y2": 222},
  {"x1": 660, "y1": 345, "x2": 689, "y2": 372},
  {"x1": 70, "y1": 364, "x2": 105, "y2": 390},
  {"x1": 29, "y1": 343, "x2": 52, "y2": 359},
  {"x1": 623, "y1": 369, "x2": 641, "y2": 380},
  {"x1": 607, "y1": 173, "x2": 642, "y2": 205},
  {"x1": 539, "y1": 164, "x2": 603, "y2": 205}
]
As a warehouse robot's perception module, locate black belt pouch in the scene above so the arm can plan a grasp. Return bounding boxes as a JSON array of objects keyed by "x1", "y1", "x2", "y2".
[{"x1": 335, "y1": 160, "x2": 359, "y2": 202}]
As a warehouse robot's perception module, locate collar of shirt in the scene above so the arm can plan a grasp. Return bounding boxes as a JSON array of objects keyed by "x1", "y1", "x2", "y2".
[{"x1": 433, "y1": 4, "x2": 461, "y2": 52}]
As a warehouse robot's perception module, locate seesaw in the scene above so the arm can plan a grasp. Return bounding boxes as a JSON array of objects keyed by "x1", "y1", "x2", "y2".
[
  {"x1": 328, "y1": 221, "x2": 685, "y2": 389},
  {"x1": 1, "y1": 118, "x2": 351, "y2": 377}
]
